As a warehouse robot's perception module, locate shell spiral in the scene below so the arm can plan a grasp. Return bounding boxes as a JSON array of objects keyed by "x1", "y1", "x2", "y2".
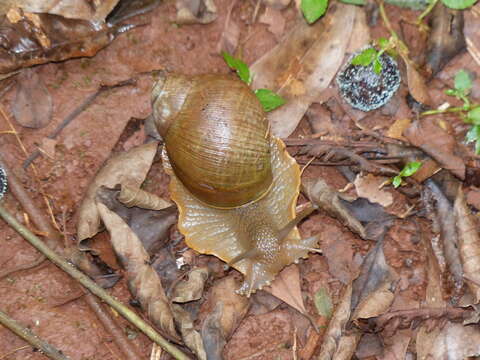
[{"x1": 152, "y1": 74, "x2": 273, "y2": 208}]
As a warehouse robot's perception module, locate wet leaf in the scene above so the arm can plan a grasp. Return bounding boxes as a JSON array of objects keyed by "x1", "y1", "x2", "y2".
[
  {"x1": 12, "y1": 69, "x2": 52, "y2": 129},
  {"x1": 175, "y1": 0, "x2": 217, "y2": 24},
  {"x1": 77, "y1": 142, "x2": 158, "y2": 242},
  {"x1": 0, "y1": 9, "x2": 130, "y2": 74},
  {"x1": 96, "y1": 201, "x2": 180, "y2": 341},
  {"x1": 251, "y1": 4, "x2": 363, "y2": 137},
  {"x1": 454, "y1": 187, "x2": 480, "y2": 302},
  {"x1": 426, "y1": 4, "x2": 466, "y2": 76},
  {"x1": 172, "y1": 305, "x2": 207, "y2": 360},
  {"x1": 301, "y1": 0, "x2": 328, "y2": 24},
  {"x1": 254, "y1": 88, "x2": 286, "y2": 112},
  {"x1": 404, "y1": 118, "x2": 465, "y2": 179},
  {"x1": 171, "y1": 267, "x2": 209, "y2": 303}
]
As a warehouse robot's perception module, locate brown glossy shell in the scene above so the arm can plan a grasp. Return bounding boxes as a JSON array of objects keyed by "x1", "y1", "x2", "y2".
[{"x1": 152, "y1": 74, "x2": 272, "y2": 208}]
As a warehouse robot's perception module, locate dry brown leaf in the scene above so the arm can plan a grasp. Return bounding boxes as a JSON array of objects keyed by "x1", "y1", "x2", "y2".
[
  {"x1": 172, "y1": 305, "x2": 207, "y2": 360},
  {"x1": 97, "y1": 201, "x2": 180, "y2": 341},
  {"x1": 77, "y1": 142, "x2": 158, "y2": 242},
  {"x1": 259, "y1": 7, "x2": 285, "y2": 40},
  {"x1": 1, "y1": 0, "x2": 119, "y2": 20},
  {"x1": 175, "y1": 0, "x2": 217, "y2": 24},
  {"x1": 386, "y1": 118, "x2": 411, "y2": 141},
  {"x1": 12, "y1": 68, "x2": 52, "y2": 128},
  {"x1": 467, "y1": 188, "x2": 480, "y2": 210},
  {"x1": 318, "y1": 284, "x2": 361, "y2": 360},
  {"x1": 263, "y1": 0, "x2": 291, "y2": 9},
  {"x1": 454, "y1": 187, "x2": 480, "y2": 302},
  {"x1": 264, "y1": 264, "x2": 307, "y2": 315},
  {"x1": 118, "y1": 184, "x2": 172, "y2": 210},
  {"x1": 216, "y1": 1, "x2": 239, "y2": 54},
  {"x1": 303, "y1": 178, "x2": 366, "y2": 239},
  {"x1": 354, "y1": 174, "x2": 393, "y2": 208},
  {"x1": 403, "y1": 58, "x2": 432, "y2": 106},
  {"x1": 322, "y1": 227, "x2": 355, "y2": 284},
  {"x1": 404, "y1": 118, "x2": 465, "y2": 179},
  {"x1": 352, "y1": 281, "x2": 395, "y2": 320},
  {"x1": 251, "y1": 3, "x2": 363, "y2": 137},
  {"x1": 171, "y1": 267, "x2": 209, "y2": 303}
]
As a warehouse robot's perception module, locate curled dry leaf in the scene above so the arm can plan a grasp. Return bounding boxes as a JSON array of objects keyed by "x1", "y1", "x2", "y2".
[
  {"x1": 251, "y1": 3, "x2": 363, "y2": 137},
  {"x1": 96, "y1": 186, "x2": 177, "y2": 255},
  {"x1": 303, "y1": 178, "x2": 367, "y2": 239},
  {"x1": 118, "y1": 184, "x2": 172, "y2": 210},
  {"x1": 1, "y1": 0, "x2": 119, "y2": 21},
  {"x1": 77, "y1": 142, "x2": 158, "y2": 243},
  {"x1": 403, "y1": 58, "x2": 432, "y2": 106},
  {"x1": 404, "y1": 118, "x2": 465, "y2": 180},
  {"x1": 96, "y1": 201, "x2": 180, "y2": 341},
  {"x1": 454, "y1": 187, "x2": 480, "y2": 303},
  {"x1": 317, "y1": 284, "x2": 361, "y2": 360},
  {"x1": 175, "y1": 0, "x2": 217, "y2": 25},
  {"x1": 171, "y1": 267, "x2": 209, "y2": 303},
  {"x1": 426, "y1": 4, "x2": 466, "y2": 76},
  {"x1": 354, "y1": 174, "x2": 393, "y2": 208},
  {"x1": 172, "y1": 305, "x2": 207, "y2": 360},
  {"x1": 0, "y1": 8, "x2": 130, "y2": 74},
  {"x1": 12, "y1": 68, "x2": 52, "y2": 129}
]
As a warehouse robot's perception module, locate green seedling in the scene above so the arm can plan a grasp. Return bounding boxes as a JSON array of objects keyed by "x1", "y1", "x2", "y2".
[
  {"x1": 392, "y1": 161, "x2": 422, "y2": 188},
  {"x1": 301, "y1": 0, "x2": 329, "y2": 24},
  {"x1": 350, "y1": 38, "x2": 396, "y2": 74},
  {"x1": 222, "y1": 52, "x2": 286, "y2": 112}
]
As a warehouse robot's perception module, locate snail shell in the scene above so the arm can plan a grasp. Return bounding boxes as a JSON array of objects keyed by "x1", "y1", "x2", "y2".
[{"x1": 153, "y1": 74, "x2": 318, "y2": 295}]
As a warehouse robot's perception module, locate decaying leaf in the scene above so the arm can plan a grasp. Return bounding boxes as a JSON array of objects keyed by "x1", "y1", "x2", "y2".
[
  {"x1": 0, "y1": 8, "x2": 132, "y2": 74},
  {"x1": 1, "y1": 0, "x2": 119, "y2": 21},
  {"x1": 172, "y1": 305, "x2": 207, "y2": 360},
  {"x1": 423, "y1": 180, "x2": 464, "y2": 291},
  {"x1": 404, "y1": 118, "x2": 465, "y2": 180},
  {"x1": 426, "y1": 4, "x2": 466, "y2": 76},
  {"x1": 96, "y1": 201, "x2": 180, "y2": 341},
  {"x1": 318, "y1": 284, "x2": 361, "y2": 360},
  {"x1": 12, "y1": 68, "x2": 52, "y2": 129},
  {"x1": 96, "y1": 186, "x2": 177, "y2": 255},
  {"x1": 77, "y1": 142, "x2": 158, "y2": 242},
  {"x1": 403, "y1": 58, "x2": 432, "y2": 106},
  {"x1": 117, "y1": 184, "x2": 172, "y2": 210},
  {"x1": 259, "y1": 7, "x2": 285, "y2": 40},
  {"x1": 171, "y1": 267, "x2": 209, "y2": 303},
  {"x1": 354, "y1": 174, "x2": 393, "y2": 208},
  {"x1": 175, "y1": 0, "x2": 217, "y2": 24},
  {"x1": 454, "y1": 187, "x2": 480, "y2": 302},
  {"x1": 251, "y1": 3, "x2": 364, "y2": 137}
]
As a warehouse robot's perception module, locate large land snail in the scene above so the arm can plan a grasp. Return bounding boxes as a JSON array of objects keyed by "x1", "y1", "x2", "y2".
[{"x1": 152, "y1": 73, "x2": 318, "y2": 296}]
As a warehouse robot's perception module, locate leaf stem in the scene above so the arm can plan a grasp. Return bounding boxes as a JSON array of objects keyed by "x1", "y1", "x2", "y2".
[{"x1": 0, "y1": 204, "x2": 190, "y2": 360}]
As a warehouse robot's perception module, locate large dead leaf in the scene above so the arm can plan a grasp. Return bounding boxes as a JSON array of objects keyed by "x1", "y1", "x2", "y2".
[
  {"x1": 0, "y1": 9, "x2": 130, "y2": 74},
  {"x1": 454, "y1": 187, "x2": 480, "y2": 303},
  {"x1": 77, "y1": 142, "x2": 158, "y2": 243},
  {"x1": 250, "y1": 3, "x2": 365, "y2": 137},
  {"x1": 96, "y1": 201, "x2": 180, "y2": 341},
  {"x1": 172, "y1": 305, "x2": 207, "y2": 360},
  {"x1": 403, "y1": 58, "x2": 433, "y2": 106},
  {"x1": 12, "y1": 68, "x2": 52, "y2": 128},
  {"x1": 171, "y1": 267, "x2": 209, "y2": 303},
  {"x1": 0, "y1": 0, "x2": 119, "y2": 20},
  {"x1": 404, "y1": 118, "x2": 465, "y2": 179}
]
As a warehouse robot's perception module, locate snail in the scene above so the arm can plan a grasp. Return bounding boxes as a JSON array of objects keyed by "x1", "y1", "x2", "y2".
[{"x1": 152, "y1": 73, "x2": 318, "y2": 296}]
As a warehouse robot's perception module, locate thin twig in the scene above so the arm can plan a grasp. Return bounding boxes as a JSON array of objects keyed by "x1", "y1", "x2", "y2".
[
  {"x1": 23, "y1": 78, "x2": 136, "y2": 168},
  {"x1": 0, "y1": 309, "x2": 69, "y2": 360},
  {"x1": 0, "y1": 204, "x2": 190, "y2": 360}
]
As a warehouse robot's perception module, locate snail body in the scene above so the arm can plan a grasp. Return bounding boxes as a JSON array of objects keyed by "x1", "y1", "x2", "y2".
[{"x1": 152, "y1": 74, "x2": 318, "y2": 295}]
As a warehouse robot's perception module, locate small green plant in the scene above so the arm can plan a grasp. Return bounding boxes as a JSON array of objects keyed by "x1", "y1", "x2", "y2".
[
  {"x1": 222, "y1": 52, "x2": 286, "y2": 112},
  {"x1": 350, "y1": 38, "x2": 396, "y2": 74},
  {"x1": 392, "y1": 161, "x2": 422, "y2": 188},
  {"x1": 301, "y1": 0, "x2": 329, "y2": 24}
]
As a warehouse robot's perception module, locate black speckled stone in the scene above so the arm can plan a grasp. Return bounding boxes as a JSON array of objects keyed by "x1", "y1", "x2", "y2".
[{"x1": 336, "y1": 49, "x2": 401, "y2": 112}]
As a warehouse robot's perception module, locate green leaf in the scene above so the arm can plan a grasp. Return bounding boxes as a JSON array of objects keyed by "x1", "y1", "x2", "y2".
[
  {"x1": 301, "y1": 0, "x2": 329, "y2": 24},
  {"x1": 222, "y1": 51, "x2": 251, "y2": 84},
  {"x1": 468, "y1": 107, "x2": 480, "y2": 125},
  {"x1": 476, "y1": 139, "x2": 480, "y2": 155},
  {"x1": 441, "y1": 0, "x2": 477, "y2": 10},
  {"x1": 377, "y1": 37, "x2": 389, "y2": 49},
  {"x1": 373, "y1": 57, "x2": 382, "y2": 74},
  {"x1": 351, "y1": 48, "x2": 377, "y2": 67},
  {"x1": 454, "y1": 69, "x2": 472, "y2": 93},
  {"x1": 466, "y1": 125, "x2": 480, "y2": 143},
  {"x1": 339, "y1": 0, "x2": 365, "y2": 4},
  {"x1": 314, "y1": 288, "x2": 333, "y2": 318},
  {"x1": 255, "y1": 89, "x2": 286, "y2": 112},
  {"x1": 399, "y1": 161, "x2": 422, "y2": 177},
  {"x1": 392, "y1": 175, "x2": 402, "y2": 188}
]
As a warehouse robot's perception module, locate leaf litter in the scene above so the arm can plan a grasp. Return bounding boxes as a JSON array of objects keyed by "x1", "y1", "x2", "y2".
[{"x1": 2, "y1": 0, "x2": 480, "y2": 359}]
